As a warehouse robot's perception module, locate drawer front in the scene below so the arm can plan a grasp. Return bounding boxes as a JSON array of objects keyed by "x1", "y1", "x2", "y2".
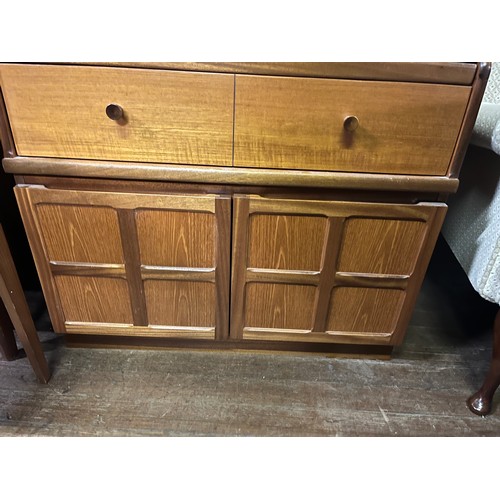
[
  {"x1": 234, "y1": 75, "x2": 471, "y2": 175},
  {"x1": 230, "y1": 195, "x2": 447, "y2": 345},
  {"x1": 1, "y1": 64, "x2": 234, "y2": 165},
  {"x1": 14, "y1": 186, "x2": 231, "y2": 339}
]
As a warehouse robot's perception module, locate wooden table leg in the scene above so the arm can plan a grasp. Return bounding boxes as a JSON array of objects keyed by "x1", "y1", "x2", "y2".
[
  {"x1": 0, "y1": 299, "x2": 18, "y2": 360},
  {"x1": 0, "y1": 224, "x2": 50, "y2": 383},
  {"x1": 467, "y1": 308, "x2": 500, "y2": 416}
]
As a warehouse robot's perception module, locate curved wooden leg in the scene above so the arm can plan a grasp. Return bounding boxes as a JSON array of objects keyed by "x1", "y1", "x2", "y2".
[
  {"x1": 0, "y1": 299, "x2": 18, "y2": 360},
  {"x1": 467, "y1": 308, "x2": 500, "y2": 416},
  {"x1": 0, "y1": 225, "x2": 50, "y2": 382}
]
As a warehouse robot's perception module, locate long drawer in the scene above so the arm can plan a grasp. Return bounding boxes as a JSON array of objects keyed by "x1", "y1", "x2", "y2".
[
  {"x1": 1, "y1": 64, "x2": 472, "y2": 177},
  {"x1": 0, "y1": 64, "x2": 234, "y2": 166},
  {"x1": 233, "y1": 75, "x2": 471, "y2": 175}
]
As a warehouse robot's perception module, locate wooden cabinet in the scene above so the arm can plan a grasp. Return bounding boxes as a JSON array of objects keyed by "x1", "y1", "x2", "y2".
[{"x1": 0, "y1": 62, "x2": 490, "y2": 356}]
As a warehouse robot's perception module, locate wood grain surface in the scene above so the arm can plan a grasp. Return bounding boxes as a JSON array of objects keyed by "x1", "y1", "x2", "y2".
[
  {"x1": 54, "y1": 275, "x2": 134, "y2": 324},
  {"x1": 312, "y1": 218, "x2": 345, "y2": 333},
  {"x1": 0, "y1": 64, "x2": 234, "y2": 165},
  {"x1": 69, "y1": 62, "x2": 478, "y2": 85},
  {"x1": 231, "y1": 195, "x2": 447, "y2": 345},
  {"x1": 50, "y1": 262, "x2": 126, "y2": 278},
  {"x1": 337, "y1": 218, "x2": 426, "y2": 275},
  {"x1": 234, "y1": 75, "x2": 470, "y2": 175},
  {"x1": 144, "y1": 281, "x2": 215, "y2": 328},
  {"x1": 14, "y1": 187, "x2": 68, "y2": 333},
  {"x1": 248, "y1": 214, "x2": 326, "y2": 271},
  {"x1": 118, "y1": 210, "x2": 149, "y2": 326},
  {"x1": 19, "y1": 186, "x2": 219, "y2": 212},
  {"x1": 14, "y1": 186, "x2": 230, "y2": 339},
  {"x1": 327, "y1": 287, "x2": 405, "y2": 334},
  {"x1": 136, "y1": 210, "x2": 215, "y2": 267},
  {"x1": 63, "y1": 323, "x2": 216, "y2": 338},
  {"x1": 244, "y1": 283, "x2": 317, "y2": 330},
  {"x1": 36, "y1": 204, "x2": 124, "y2": 263},
  {"x1": 214, "y1": 197, "x2": 231, "y2": 341},
  {"x1": 15, "y1": 174, "x2": 447, "y2": 207},
  {"x1": 3, "y1": 157, "x2": 461, "y2": 194}
]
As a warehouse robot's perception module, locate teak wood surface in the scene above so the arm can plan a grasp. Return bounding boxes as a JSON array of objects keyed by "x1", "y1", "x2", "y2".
[
  {"x1": 0, "y1": 64, "x2": 473, "y2": 177},
  {"x1": 14, "y1": 186, "x2": 231, "y2": 340},
  {"x1": 0, "y1": 64, "x2": 234, "y2": 166},
  {"x1": 73, "y1": 62, "x2": 478, "y2": 85},
  {"x1": 234, "y1": 75, "x2": 470, "y2": 175},
  {"x1": 2, "y1": 157, "x2": 461, "y2": 194},
  {"x1": 230, "y1": 195, "x2": 447, "y2": 345}
]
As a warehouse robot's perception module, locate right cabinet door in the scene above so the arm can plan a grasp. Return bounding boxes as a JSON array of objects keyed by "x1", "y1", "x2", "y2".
[{"x1": 230, "y1": 195, "x2": 447, "y2": 345}]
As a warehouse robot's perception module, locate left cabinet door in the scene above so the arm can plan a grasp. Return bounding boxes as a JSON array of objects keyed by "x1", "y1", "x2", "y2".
[{"x1": 14, "y1": 186, "x2": 231, "y2": 340}]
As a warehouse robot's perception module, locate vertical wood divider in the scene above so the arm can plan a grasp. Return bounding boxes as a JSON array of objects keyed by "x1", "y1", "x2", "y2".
[
  {"x1": 215, "y1": 197, "x2": 231, "y2": 340},
  {"x1": 312, "y1": 217, "x2": 345, "y2": 333},
  {"x1": 229, "y1": 196, "x2": 250, "y2": 339},
  {"x1": 117, "y1": 209, "x2": 148, "y2": 326}
]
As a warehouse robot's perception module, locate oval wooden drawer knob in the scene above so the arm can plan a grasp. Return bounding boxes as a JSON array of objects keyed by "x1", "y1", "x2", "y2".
[
  {"x1": 343, "y1": 115, "x2": 359, "y2": 132},
  {"x1": 106, "y1": 103, "x2": 124, "y2": 121}
]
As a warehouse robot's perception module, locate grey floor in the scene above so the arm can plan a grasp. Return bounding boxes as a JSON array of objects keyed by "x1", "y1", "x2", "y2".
[{"x1": 1, "y1": 236, "x2": 499, "y2": 436}]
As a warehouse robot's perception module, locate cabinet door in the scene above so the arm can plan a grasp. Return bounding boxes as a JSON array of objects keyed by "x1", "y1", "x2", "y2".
[
  {"x1": 230, "y1": 195, "x2": 446, "y2": 345},
  {"x1": 15, "y1": 186, "x2": 230, "y2": 339}
]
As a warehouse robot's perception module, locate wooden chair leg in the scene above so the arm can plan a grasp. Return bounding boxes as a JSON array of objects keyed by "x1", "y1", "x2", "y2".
[
  {"x1": 467, "y1": 308, "x2": 500, "y2": 416},
  {"x1": 0, "y1": 299, "x2": 18, "y2": 360},
  {"x1": 0, "y1": 225, "x2": 50, "y2": 383}
]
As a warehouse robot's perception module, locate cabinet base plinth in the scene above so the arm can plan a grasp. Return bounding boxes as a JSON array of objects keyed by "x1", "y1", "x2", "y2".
[{"x1": 63, "y1": 334, "x2": 394, "y2": 359}]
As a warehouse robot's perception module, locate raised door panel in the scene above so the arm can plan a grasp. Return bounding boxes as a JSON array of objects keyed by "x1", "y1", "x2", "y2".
[
  {"x1": 247, "y1": 214, "x2": 326, "y2": 271},
  {"x1": 14, "y1": 186, "x2": 230, "y2": 339},
  {"x1": 231, "y1": 195, "x2": 447, "y2": 345},
  {"x1": 136, "y1": 210, "x2": 215, "y2": 268},
  {"x1": 55, "y1": 275, "x2": 134, "y2": 325},
  {"x1": 36, "y1": 204, "x2": 125, "y2": 264},
  {"x1": 233, "y1": 75, "x2": 470, "y2": 175},
  {"x1": 144, "y1": 281, "x2": 215, "y2": 328},
  {"x1": 337, "y1": 218, "x2": 426, "y2": 275},
  {"x1": 326, "y1": 288, "x2": 406, "y2": 335},
  {"x1": 0, "y1": 64, "x2": 234, "y2": 166},
  {"x1": 244, "y1": 283, "x2": 317, "y2": 331}
]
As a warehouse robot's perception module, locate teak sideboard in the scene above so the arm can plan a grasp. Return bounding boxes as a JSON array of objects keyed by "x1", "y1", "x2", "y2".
[{"x1": 0, "y1": 62, "x2": 490, "y2": 357}]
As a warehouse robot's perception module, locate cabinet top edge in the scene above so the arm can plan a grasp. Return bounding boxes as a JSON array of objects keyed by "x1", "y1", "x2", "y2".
[{"x1": 0, "y1": 62, "x2": 481, "y2": 85}]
